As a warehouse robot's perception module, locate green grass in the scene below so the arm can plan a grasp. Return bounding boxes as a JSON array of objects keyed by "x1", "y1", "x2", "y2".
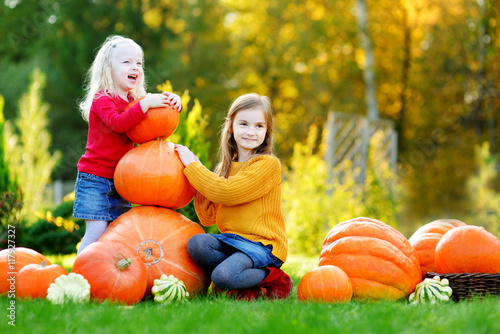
[
  {"x1": 2, "y1": 255, "x2": 499, "y2": 334},
  {"x1": 3, "y1": 295, "x2": 499, "y2": 333}
]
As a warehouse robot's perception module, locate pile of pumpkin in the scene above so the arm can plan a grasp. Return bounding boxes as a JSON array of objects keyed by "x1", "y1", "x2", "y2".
[
  {"x1": 0, "y1": 100, "x2": 211, "y2": 304},
  {"x1": 4, "y1": 218, "x2": 498, "y2": 305},
  {"x1": 296, "y1": 217, "x2": 500, "y2": 304},
  {"x1": 2, "y1": 99, "x2": 500, "y2": 305}
]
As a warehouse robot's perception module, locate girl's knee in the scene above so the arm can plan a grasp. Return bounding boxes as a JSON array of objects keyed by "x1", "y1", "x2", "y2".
[
  {"x1": 211, "y1": 266, "x2": 233, "y2": 290},
  {"x1": 187, "y1": 234, "x2": 209, "y2": 254}
]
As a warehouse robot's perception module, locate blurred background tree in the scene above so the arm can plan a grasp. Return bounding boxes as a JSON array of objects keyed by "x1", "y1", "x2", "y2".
[
  {"x1": 1, "y1": 0, "x2": 499, "y2": 254},
  {"x1": 466, "y1": 142, "x2": 500, "y2": 235},
  {"x1": 4, "y1": 69, "x2": 61, "y2": 223},
  {"x1": 0, "y1": 94, "x2": 23, "y2": 248}
]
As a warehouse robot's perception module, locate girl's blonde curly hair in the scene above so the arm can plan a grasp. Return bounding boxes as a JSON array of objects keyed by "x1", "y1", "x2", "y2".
[{"x1": 79, "y1": 35, "x2": 147, "y2": 121}]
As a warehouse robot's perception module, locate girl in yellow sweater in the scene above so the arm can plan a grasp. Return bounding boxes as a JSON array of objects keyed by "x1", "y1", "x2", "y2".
[{"x1": 175, "y1": 93, "x2": 291, "y2": 300}]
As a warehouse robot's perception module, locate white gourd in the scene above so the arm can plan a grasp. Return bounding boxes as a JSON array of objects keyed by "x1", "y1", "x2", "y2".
[{"x1": 46, "y1": 273, "x2": 91, "y2": 304}]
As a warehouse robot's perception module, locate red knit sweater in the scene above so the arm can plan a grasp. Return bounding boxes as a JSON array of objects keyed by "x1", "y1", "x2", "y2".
[{"x1": 77, "y1": 92, "x2": 146, "y2": 179}]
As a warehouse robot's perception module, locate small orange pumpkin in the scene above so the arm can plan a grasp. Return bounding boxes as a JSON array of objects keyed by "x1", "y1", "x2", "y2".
[
  {"x1": 409, "y1": 219, "x2": 466, "y2": 277},
  {"x1": 125, "y1": 97, "x2": 180, "y2": 144},
  {"x1": 72, "y1": 241, "x2": 148, "y2": 305},
  {"x1": 114, "y1": 140, "x2": 196, "y2": 210},
  {"x1": 0, "y1": 247, "x2": 51, "y2": 294},
  {"x1": 98, "y1": 206, "x2": 210, "y2": 297},
  {"x1": 16, "y1": 260, "x2": 68, "y2": 299},
  {"x1": 297, "y1": 265, "x2": 352, "y2": 303},
  {"x1": 435, "y1": 225, "x2": 500, "y2": 274}
]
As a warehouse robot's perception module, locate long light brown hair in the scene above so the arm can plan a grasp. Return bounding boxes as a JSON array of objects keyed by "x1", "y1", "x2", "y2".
[{"x1": 215, "y1": 93, "x2": 275, "y2": 178}]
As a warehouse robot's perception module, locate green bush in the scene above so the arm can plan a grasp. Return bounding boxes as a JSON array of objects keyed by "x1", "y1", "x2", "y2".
[
  {"x1": 17, "y1": 197, "x2": 84, "y2": 255},
  {"x1": 4, "y1": 69, "x2": 60, "y2": 223},
  {"x1": 466, "y1": 142, "x2": 500, "y2": 237},
  {"x1": 282, "y1": 125, "x2": 363, "y2": 256},
  {"x1": 282, "y1": 125, "x2": 401, "y2": 257},
  {"x1": 0, "y1": 94, "x2": 24, "y2": 248}
]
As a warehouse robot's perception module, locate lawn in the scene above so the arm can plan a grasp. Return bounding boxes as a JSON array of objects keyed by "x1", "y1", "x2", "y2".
[{"x1": 1, "y1": 255, "x2": 499, "y2": 334}]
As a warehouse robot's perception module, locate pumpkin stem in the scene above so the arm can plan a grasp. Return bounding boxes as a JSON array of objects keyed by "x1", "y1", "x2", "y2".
[{"x1": 116, "y1": 253, "x2": 132, "y2": 271}]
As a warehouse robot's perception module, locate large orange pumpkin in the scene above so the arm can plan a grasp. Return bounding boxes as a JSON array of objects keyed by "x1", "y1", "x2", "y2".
[
  {"x1": 98, "y1": 206, "x2": 209, "y2": 296},
  {"x1": 114, "y1": 140, "x2": 196, "y2": 209},
  {"x1": 435, "y1": 225, "x2": 500, "y2": 274},
  {"x1": 72, "y1": 241, "x2": 148, "y2": 305},
  {"x1": 16, "y1": 261, "x2": 68, "y2": 299},
  {"x1": 319, "y1": 217, "x2": 422, "y2": 301},
  {"x1": 297, "y1": 265, "x2": 352, "y2": 303},
  {"x1": 409, "y1": 219, "x2": 466, "y2": 277},
  {"x1": 0, "y1": 247, "x2": 51, "y2": 294},
  {"x1": 125, "y1": 97, "x2": 180, "y2": 144}
]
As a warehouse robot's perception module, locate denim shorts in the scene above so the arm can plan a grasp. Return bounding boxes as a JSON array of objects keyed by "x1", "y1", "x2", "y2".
[
  {"x1": 72, "y1": 171, "x2": 131, "y2": 221},
  {"x1": 212, "y1": 233, "x2": 283, "y2": 269}
]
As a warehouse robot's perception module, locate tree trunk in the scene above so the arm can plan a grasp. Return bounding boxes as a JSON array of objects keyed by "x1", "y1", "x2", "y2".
[
  {"x1": 397, "y1": 3, "x2": 412, "y2": 155},
  {"x1": 472, "y1": 0, "x2": 487, "y2": 136},
  {"x1": 355, "y1": 0, "x2": 379, "y2": 120}
]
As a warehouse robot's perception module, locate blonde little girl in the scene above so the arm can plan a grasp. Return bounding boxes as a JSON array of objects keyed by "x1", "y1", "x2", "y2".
[{"x1": 73, "y1": 35, "x2": 182, "y2": 255}]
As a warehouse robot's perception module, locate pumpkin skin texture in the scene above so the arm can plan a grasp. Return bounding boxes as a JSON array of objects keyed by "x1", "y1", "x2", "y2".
[
  {"x1": 114, "y1": 140, "x2": 196, "y2": 210},
  {"x1": 16, "y1": 261, "x2": 68, "y2": 299},
  {"x1": 409, "y1": 219, "x2": 466, "y2": 277},
  {"x1": 98, "y1": 206, "x2": 209, "y2": 297},
  {"x1": 72, "y1": 241, "x2": 148, "y2": 305},
  {"x1": 297, "y1": 265, "x2": 352, "y2": 303},
  {"x1": 125, "y1": 97, "x2": 180, "y2": 144},
  {"x1": 0, "y1": 247, "x2": 51, "y2": 294},
  {"x1": 319, "y1": 217, "x2": 422, "y2": 301},
  {"x1": 435, "y1": 225, "x2": 500, "y2": 274}
]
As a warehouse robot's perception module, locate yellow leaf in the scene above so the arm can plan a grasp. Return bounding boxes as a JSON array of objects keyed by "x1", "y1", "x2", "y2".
[
  {"x1": 55, "y1": 217, "x2": 63, "y2": 227},
  {"x1": 34, "y1": 211, "x2": 45, "y2": 219}
]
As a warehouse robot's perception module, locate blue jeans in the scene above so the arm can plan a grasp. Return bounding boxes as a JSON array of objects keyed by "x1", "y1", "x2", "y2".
[
  {"x1": 72, "y1": 171, "x2": 131, "y2": 221},
  {"x1": 187, "y1": 233, "x2": 283, "y2": 290},
  {"x1": 211, "y1": 233, "x2": 283, "y2": 268}
]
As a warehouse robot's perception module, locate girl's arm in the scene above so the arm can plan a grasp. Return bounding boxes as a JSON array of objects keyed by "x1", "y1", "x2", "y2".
[
  {"x1": 193, "y1": 192, "x2": 218, "y2": 227},
  {"x1": 175, "y1": 144, "x2": 217, "y2": 226},
  {"x1": 175, "y1": 145, "x2": 281, "y2": 206},
  {"x1": 95, "y1": 93, "x2": 182, "y2": 133},
  {"x1": 175, "y1": 144, "x2": 200, "y2": 165},
  {"x1": 93, "y1": 95, "x2": 146, "y2": 133},
  {"x1": 185, "y1": 157, "x2": 281, "y2": 206}
]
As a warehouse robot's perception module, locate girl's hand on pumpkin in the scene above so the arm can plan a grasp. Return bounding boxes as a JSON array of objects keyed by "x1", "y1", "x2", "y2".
[
  {"x1": 162, "y1": 92, "x2": 182, "y2": 112},
  {"x1": 174, "y1": 144, "x2": 200, "y2": 167},
  {"x1": 140, "y1": 93, "x2": 170, "y2": 113}
]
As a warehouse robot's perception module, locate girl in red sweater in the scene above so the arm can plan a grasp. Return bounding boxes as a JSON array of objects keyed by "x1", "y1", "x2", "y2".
[
  {"x1": 175, "y1": 93, "x2": 291, "y2": 300},
  {"x1": 73, "y1": 35, "x2": 182, "y2": 255}
]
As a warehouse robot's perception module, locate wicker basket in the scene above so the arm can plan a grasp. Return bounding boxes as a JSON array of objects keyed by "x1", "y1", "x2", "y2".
[{"x1": 425, "y1": 272, "x2": 500, "y2": 302}]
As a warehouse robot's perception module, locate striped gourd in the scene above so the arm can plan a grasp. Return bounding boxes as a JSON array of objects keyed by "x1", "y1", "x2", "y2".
[
  {"x1": 151, "y1": 274, "x2": 189, "y2": 302},
  {"x1": 409, "y1": 276, "x2": 452, "y2": 304}
]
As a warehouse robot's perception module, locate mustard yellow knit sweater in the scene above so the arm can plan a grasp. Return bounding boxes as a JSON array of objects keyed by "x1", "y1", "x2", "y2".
[{"x1": 183, "y1": 155, "x2": 288, "y2": 262}]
